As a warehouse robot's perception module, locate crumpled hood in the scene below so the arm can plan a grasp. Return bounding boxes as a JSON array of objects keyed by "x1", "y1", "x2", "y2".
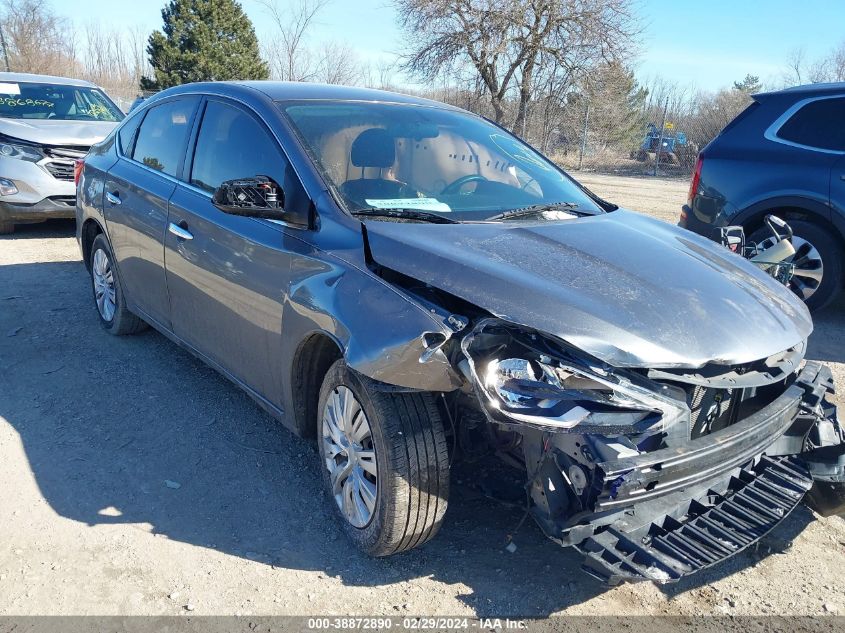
[
  {"x1": 0, "y1": 118, "x2": 117, "y2": 146},
  {"x1": 364, "y1": 210, "x2": 813, "y2": 368}
]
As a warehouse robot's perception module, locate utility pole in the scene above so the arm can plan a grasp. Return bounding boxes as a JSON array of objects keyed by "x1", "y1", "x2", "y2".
[
  {"x1": 0, "y1": 25, "x2": 10, "y2": 73},
  {"x1": 654, "y1": 97, "x2": 669, "y2": 177},
  {"x1": 578, "y1": 100, "x2": 589, "y2": 171}
]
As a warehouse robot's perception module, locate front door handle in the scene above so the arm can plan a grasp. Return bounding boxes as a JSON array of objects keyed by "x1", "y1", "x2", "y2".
[
  {"x1": 840, "y1": 174, "x2": 845, "y2": 181},
  {"x1": 168, "y1": 222, "x2": 193, "y2": 241},
  {"x1": 105, "y1": 191, "x2": 121, "y2": 205}
]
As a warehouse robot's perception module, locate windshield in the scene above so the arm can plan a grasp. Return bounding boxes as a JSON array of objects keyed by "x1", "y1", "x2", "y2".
[
  {"x1": 280, "y1": 100, "x2": 602, "y2": 221},
  {"x1": 0, "y1": 81, "x2": 124, "y2": 122}
]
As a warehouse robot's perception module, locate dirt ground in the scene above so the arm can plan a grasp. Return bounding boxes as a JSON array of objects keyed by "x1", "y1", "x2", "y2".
[{"x1": 1, "y1": 173, "x2": 844, "y2": 617}]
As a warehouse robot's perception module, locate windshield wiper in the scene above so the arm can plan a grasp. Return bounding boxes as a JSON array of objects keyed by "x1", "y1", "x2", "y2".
[
  {"x1": 351, "y1": 208, "x2": 458, "y2": 224},
  {"x1": 486, "y1": 202, "x2": 589, "y2": 221}
]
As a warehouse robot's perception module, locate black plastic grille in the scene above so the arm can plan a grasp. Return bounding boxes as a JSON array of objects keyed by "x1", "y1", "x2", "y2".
[
  {"x1": 44, "y1": 161, "x2": 75, "y2": 181},
  {"x1": 579, "y1": 455, "x2": 813, "y2": 584}
]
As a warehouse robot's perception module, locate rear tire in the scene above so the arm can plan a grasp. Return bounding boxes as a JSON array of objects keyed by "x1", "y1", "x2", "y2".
[
  {"x1": 0, "y1": 219, "x2": 13, "y2": 234},
  {"x1": 750, "y1": 219, "x2": 843, "y2": 312},
  {"x1": 89, "y1": 234, "x2": 147, "y2": 335},
  {"x1": 317, "y1": 359, "x2": 449, "y2": 556}
]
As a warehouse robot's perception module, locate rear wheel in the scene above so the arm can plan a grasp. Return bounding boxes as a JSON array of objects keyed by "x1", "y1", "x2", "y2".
[
  {"x1": 317, "y1": 360, "x2": 449, "y2": 556},
  {"x1": 89, "y1": 234, "x2": 147, "y2": 335},
  {"x1": 750, "y1": 219, "x2": 843, "y2": 311},
  {"x1": 0, "y1": 219, "x2": 13, "y2": 234}
]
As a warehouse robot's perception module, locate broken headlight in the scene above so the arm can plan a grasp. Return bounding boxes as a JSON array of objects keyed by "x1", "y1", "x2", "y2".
[{"x1": 463, "y1": 319, "x2": 686, "y2": 431}]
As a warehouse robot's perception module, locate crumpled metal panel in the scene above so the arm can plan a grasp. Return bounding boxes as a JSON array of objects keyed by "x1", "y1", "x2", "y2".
[
  {"x1": 363, "y1": 210, "x2": 812, "y2": 369},
  {"x1": 283, "y1": 245, "x2": 463, "y2": 393}
]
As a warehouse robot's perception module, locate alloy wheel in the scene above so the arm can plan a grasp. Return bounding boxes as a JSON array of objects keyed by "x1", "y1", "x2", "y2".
[
  {"x1": 321, "y1": 385, "x2": 378, "y2": 528},
  {"x1": 756, "y1": 235, "x2": 824, "y2": 302},
  {"x1": 92, "y1": 248, "x2": 117, "y2": 322}
]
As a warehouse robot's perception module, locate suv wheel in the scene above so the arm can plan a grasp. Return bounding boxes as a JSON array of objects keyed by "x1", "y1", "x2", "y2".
[
  {"x1": 750, "y1": 219, "x2": 843, "y2": 311},
  {"x1": 89, "y1": 234, "x2": 147, "y2": 335},
  {"x1": 0, "y1": 219, "x2": 13, "y2": 235},
  {"x1": 317, "y1": 359, "x2": 449, "y2": 556}
]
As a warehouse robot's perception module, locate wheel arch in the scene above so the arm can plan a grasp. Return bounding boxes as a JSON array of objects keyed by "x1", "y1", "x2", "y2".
[
  {"x1": 734, "y1": 196, "x2": 839, "y2": 237},
  {"x1": 80, "y1": 218, "x2": 106, "y2": 272},
  {"x1": 290, "y1": 330, "x2": 344, "y2": 439}
]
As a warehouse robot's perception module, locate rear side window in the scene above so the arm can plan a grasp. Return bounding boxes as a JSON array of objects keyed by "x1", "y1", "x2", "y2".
[
  {"x1": 190, "y1": 100, "x2": 286, "y2": 193},
  {"x1": 776, "y1": 97, "x2": 845, "y2": 151},
  {"x1": 132, "y1": 99, "x2": 197, "y2": 176}
]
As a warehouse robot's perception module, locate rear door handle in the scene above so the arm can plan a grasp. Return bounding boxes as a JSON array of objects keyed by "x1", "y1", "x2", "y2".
[
  {"x1": 168, "y1": 222, "x2": 193, "y2": 241},
  {"x1": 105, "y1": 191, "x2": 121, "y2": 205},
  {"x1": 840, "y1": 174, "x2": 845, "y2": 181}
]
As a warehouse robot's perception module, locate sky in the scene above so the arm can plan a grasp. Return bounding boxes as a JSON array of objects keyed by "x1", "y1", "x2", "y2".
[{"x1": 43, "y1": 0, "x2": 845, "y2": 92}]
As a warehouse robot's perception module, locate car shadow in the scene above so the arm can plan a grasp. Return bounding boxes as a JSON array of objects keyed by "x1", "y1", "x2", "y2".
[
  {"x1": 0, "y1": 258, "x2": 829, "y2": 616},
  {"x1": 0, "y1": 218, "x2": 76, "y2": 241},
  {"x1": 806, "y1": 293, "x2": 845, "y2": 364}
]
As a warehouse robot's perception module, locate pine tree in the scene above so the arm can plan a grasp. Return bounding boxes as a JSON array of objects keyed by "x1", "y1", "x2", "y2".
[
  {"x1": 732, "y1": 74, "x2": 762, "y2": 94},
  {"x1": 141, "y1": 0, "x2": 269, "y2": 91},
  {"x1": 584, "y1": 62, "x2": 648, "y2": 151}
]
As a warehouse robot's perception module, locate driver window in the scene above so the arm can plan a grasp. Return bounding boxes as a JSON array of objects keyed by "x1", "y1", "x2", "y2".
[{"x1": 190, "y1": 101, "x2": 285, "y2": 193}]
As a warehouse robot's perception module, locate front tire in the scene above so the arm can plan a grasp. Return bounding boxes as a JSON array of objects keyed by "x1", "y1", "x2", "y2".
[
  {"x1": 89, "y1": 234, "x2": 147, "y2": 335},
  {"x1": 750, "y1": 219, "x2": 843, "y2": 312},
  {"x1": 317, "y1": 360, "x2": 449, "y2": 556}
]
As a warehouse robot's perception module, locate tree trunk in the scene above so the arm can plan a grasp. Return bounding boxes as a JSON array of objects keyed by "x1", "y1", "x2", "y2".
[{"x1": 513, "y1": 57, "x2": 536, "y2": 139}]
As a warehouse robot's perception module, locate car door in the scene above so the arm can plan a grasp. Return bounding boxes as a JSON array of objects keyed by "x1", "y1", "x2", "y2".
[
  {"x1": 164, "y1": 97, "x2": 307, "y2": 406},
  {"x1": 103, "y1": 96, "x2": 200, "y2": 329}
]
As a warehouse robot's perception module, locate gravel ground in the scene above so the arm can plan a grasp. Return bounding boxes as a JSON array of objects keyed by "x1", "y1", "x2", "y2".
[{"x1": 1, "y1": 173, "x2": 844, "y2": 617}]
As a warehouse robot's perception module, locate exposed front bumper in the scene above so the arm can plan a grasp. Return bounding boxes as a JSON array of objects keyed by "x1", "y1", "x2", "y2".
[
  {"x1": 594, "y1": 362, "x2": 834, "y2": 513},
  {"x1": 538, "y1": 362, "x2": 845, "y2": 583},
  {"x1": 0, "y1": 154, "x2": 76, "y2": 224},
  {"x1": 0, "y1": 196, "x2": 76, "y2": 223}
]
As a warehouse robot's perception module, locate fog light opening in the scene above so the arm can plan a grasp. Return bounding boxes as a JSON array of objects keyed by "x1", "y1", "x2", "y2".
[{"x1": 0, "y1": 178, "x2": 18, "y2": 196}]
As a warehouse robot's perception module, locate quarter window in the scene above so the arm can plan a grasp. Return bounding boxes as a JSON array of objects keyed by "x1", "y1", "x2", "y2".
[
  {"x1": 131, "y1": 99, "x2": 197, "y2": 176},
  {"x1": 190, "y1": 101, "x2": 285, "y2": 193},
  {"x1": 117, "y1": 109, "x2": 144, "y2": 156},
  {"x1": 777, "y1": 97, "x2": 845, "y2": 151}
]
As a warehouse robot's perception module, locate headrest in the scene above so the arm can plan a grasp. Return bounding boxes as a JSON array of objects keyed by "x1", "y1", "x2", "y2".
[{"x1": 350, "y1": 128, "x2": 395, "y2": 168}]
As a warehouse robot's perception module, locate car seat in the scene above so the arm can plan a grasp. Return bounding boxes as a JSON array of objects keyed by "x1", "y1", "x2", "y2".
[{"x1": 339, "y1": 128, "x2": 418, "y2": 205}]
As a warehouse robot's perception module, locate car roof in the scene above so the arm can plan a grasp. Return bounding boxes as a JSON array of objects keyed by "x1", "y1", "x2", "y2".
[
  {"x1": 158, "y1": 80, "x2": 463, "y2": 111},
  {"x1": 0, "y1": 72, "x2": 98, "y2": 88},
  {"x1": 755, "y1": 81, "x2": 845, "y2": 100}
]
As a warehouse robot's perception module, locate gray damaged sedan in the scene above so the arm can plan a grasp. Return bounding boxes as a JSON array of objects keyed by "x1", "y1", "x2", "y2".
[{"x1": 75, "y1": 82, "x2": 845, "y2": 584}]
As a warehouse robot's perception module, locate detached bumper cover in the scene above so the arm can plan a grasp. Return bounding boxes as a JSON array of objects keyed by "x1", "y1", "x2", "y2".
[
  {"x1": 579, "y1": 455, "x2": 812, "y2": 584},
  {"x1": 571, "y1": 361, "x2": 845, "y2": 584}
]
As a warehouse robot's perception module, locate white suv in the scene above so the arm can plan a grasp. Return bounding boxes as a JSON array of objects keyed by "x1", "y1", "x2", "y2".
[{"x1": 0, "y1": 72, "x2": 123, "y2": 234}]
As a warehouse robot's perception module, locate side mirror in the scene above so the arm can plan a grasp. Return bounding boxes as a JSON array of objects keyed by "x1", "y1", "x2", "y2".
[{"x1": 212, "y1": 176, "x2": 286, "y2": 220}]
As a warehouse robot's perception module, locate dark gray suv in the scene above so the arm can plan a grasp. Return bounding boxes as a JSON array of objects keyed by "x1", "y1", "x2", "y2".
[
  {"x1": 76, "y1": 81, "x2": 845, "y2": 584},
  {"x1": 681, "y1": 82, "x2": 845, "y2": 311}
]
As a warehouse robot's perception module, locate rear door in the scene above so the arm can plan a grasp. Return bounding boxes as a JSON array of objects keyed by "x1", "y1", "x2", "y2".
[
  {"x1": 103, "y1": 96, "x2": 200, "y2": 328},
  {"x1": 164, "y1": 97, "x2": 307, "y2": 405}
]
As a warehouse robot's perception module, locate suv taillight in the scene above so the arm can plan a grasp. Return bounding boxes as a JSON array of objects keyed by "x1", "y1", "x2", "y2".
[
  {"x1": 687, "y1": 155, "x2": 703, "y2": 206},
  {"x1": 73, "y1": 159, "x2": 84, "y2": 186}
]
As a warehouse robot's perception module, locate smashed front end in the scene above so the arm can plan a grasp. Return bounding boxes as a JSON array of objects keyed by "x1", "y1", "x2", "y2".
[{"x1": 457, "y1": 319, "x2": 845, "y2": 584}]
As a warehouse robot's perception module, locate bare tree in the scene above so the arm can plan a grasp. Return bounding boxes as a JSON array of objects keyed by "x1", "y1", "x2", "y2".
[
  {"x1": 783, "y1": 47, "x2": 806, "y2": 86},
  {"x1": 809, "y1": 42, "x2": 845, "y2": 83},
  {"x1": 395, "y1": 0, "x2": 640, "y2": 133},
  {"x1": 316, "y1": 41, "x2": 363, "y2": 85},
  {"x1": 257, "y1": 0, "x2": 330, "y2": 81},
  {"x1": 362, "y1": 57, "x2": 399, "y2": 90},
  {"x1": 0, "y1": 0, "x2": 77, "y2": 75}
]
